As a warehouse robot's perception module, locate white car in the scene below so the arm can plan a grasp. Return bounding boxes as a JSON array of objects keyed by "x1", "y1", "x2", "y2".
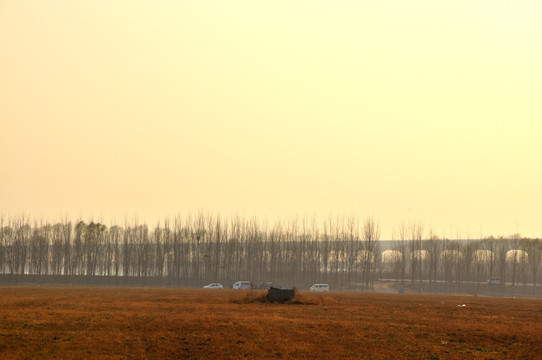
[
  {"x1": 310, "y1": 284, "x2": 329, "y2": 292},
  {"x1": 232, "y1": 281, "x2": 251, "y2": 290},
  {"x1": 203, "y1": 283, "x2": 224, "y2": 289}
]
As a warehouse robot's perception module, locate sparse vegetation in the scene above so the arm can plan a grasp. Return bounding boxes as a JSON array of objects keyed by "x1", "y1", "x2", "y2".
[{"x1": 0, "y1": 287, "x2": 540, "y2": 359}]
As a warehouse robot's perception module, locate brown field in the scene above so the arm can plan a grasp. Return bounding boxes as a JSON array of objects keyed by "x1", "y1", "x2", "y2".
[{"x1": 0, "y1": 287, "x2": 540, "y2": 359}]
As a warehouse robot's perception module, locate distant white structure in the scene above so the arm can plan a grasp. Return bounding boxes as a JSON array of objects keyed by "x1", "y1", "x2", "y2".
[
  {"x1": 410, "y1": 249, "x2": 428, "y2": 261},
  {"x1": 381, "y1": 250, "x2": 403, "y2": 263},
  {"x1": 506, "y1": 249, "x2": 528, "y2": 263}
]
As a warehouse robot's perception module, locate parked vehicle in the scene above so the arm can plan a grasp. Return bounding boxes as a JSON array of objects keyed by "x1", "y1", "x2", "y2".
[
  {"x1": 487, "y1": 277, "x2": 502, "y2": 285},
  {"x1": 232, "y1": 281, "x2": 251, "y2": 290},
  {"x1": 310, "y1": 284, "x2": 329, "y2": 292},
  {"x1": 203, "y1": 283, "x2": 223, "y2": 289}
]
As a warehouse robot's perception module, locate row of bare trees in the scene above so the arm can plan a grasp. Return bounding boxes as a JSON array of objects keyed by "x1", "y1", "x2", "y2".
[
  {"x1": 385, "y1": 221, "x2": 542, "y2": 296},
  {"x1": 0, "y1": 215, "x2": 380, "y2": 289},
  {"x1": 0, "y1": 216, "x2": 541, "y2": 293}
]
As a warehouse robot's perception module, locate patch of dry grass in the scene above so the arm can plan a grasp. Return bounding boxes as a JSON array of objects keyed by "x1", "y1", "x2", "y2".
[
  {"x1": 229, "y1": 290, "x2": 269, "y2": 304},
  {"x1": 0, "y1": 287, "x2": 540, "y2": 359}
]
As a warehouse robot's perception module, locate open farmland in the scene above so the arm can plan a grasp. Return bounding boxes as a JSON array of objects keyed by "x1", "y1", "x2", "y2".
[{"x1": 0, "y1": 287, "x2": 540, "y2": 359}]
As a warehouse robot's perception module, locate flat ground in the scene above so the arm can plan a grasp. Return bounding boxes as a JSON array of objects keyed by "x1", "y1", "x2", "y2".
[{"x1": 0, "y1": 287, "x2": 540, "y2": 359}]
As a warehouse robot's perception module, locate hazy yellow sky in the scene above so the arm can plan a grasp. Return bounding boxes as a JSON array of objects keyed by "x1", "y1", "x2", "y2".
[{"x1": 1, "y1": 1, "x2": 541, "y2": 239}]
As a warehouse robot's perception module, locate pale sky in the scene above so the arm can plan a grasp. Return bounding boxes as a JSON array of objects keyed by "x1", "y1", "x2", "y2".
[{"x1": 1, "y1": 1, "x2": 541, "y2": 239}]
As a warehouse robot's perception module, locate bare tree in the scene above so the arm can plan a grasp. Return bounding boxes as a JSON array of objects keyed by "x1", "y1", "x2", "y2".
[
  {"x1": 405, "y1": 221, "x2": 423, "y2": 291},
  {"x1": 360, "y1": 217, "x2": 380, "y2": 291},
  {"x1": 523, "y1": 238, "x2": 542, "y2": 291},
  {"x1": 391, "y1": 225, "x2": 408, "y2": 285},
  {"x1": 424, "y1": 230, "x2": 441, "y2": 292},
  {"x1": 109, "y1": 225, "x2": 123, "y2": 276}
]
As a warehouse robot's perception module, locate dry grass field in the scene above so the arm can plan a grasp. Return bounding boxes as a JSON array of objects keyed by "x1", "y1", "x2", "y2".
[{"x1": 0, "y1": 287, "x2": 540, "y2": 359}]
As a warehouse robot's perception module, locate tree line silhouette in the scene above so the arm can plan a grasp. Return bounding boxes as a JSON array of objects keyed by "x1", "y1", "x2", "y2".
[{"x1": 0, "y1": 215, "x2": 540, "y2": 295}]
